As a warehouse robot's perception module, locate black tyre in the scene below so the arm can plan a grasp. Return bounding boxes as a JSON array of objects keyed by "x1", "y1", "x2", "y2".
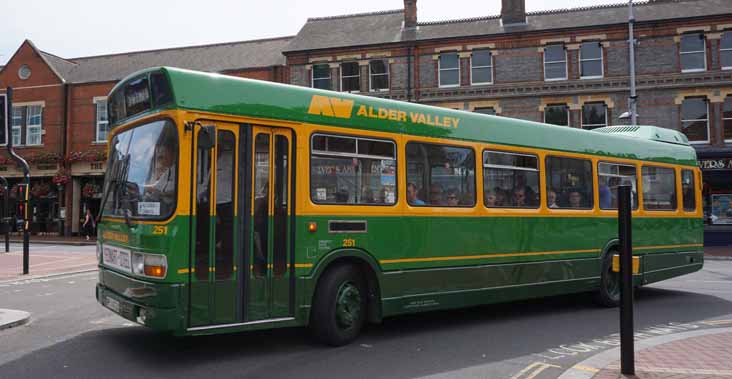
[
  {"x1": 596, "y1": 250, "x2": 621, "y2": 307},
  {"x1": 309, "y1": 264, "x2": 367, "y2": 346}
]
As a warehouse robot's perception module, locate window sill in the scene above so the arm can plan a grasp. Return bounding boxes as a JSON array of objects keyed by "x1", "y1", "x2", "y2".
[
  {"x1": 544, "y1": 77, "x2": 568, "y2": 82},
  {"x1": 92, "y1": 141, "x2": 107, "y2": 145},
  {"x1": 470, "y1": 82, "x2": 494, "y2": 86},
  {"x1": 580, "y1": 76, "x2": 604, "y2": 80},
  {"x1": 438, "y1": 84, "x2": 461, "y2": 89},
  {"x1": 681, "y1": 68, "x2": 707, "y2": 73},
  {"x1": 369, "y1": 89, "x2": 390, "y2": 93},
  {"x1": 688, "y1": 140, "x2": 711, "y2": 145}
]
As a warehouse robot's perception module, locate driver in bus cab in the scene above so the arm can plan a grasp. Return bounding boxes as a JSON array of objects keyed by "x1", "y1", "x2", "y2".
[{"x1": 144, "y1": 143, "x2": 176, "y2": 201}]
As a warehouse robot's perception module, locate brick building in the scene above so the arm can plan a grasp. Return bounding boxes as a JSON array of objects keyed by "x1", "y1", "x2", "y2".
[
  {"x1": 0, "y1": 37, "x2": 291, "y2": 236},
  {"x1": 283, "y1": 0, "x2": 732, "y2": 245}
]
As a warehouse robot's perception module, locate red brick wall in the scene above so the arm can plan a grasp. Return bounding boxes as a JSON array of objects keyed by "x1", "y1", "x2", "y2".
[
  {"x1": 0, "y1": 41, "x2": 65, "y2": 158},
  {"x1": 67, "y1": 82, "x2": 115, "y2": 155}
]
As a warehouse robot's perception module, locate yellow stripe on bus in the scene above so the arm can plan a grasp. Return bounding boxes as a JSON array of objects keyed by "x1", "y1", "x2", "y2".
[
  {"x1": 379, "y1": 248, "x2": 601, "y2": 264},
  {"x1": 634, "y1": 243, "x2": 703, "y2": 250}
]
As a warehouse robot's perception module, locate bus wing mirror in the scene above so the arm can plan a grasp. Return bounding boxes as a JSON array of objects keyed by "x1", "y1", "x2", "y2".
[{"x1": 198, "y1": 125, "x2": 216, "y2": 150}]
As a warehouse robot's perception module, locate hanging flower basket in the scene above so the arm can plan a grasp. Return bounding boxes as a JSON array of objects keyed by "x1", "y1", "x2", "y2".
[
  {"x1": 30, "y1": 182, "x2": 52, "y2": 198},
  {"x1": 0, "y1": 156, "x2": 12, "y2": 165},
  {"x1": 82, "y1": 183, "x2": 101, "y2": 198},
  {"x1": 27, "y1": 152, "x2": 62, "y2": 164},
  {"x1": 67, "y1": 150, "x2": 108, "y2": 163},
  {"x1": 52, "y1": 168, "x2": 71, "y2": 186}
]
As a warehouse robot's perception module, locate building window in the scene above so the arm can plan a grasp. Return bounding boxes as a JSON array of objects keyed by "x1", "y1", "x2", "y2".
[
  {"x1": 369, "y1": 60, "x2": 389, "y2": 92},
  {"x1": 581, "y1": 102, "x2": 607, "y2": 130},
  {"x1": 310, "y1": 134, "x2": 396, "y2": 205},
  {"x1": 724, "y1": 97, "x2": 732, "y2": 142},
  {"x1": 10, "y1": 105, "x2": 43, "y2": 146},
  {"x1": 544, "y1": 44, "x2": 567, "y2": 81},
  {"x1": 470, "y1": 50, "x2": 493, "y2": 85},
  {"x1": 439, "y1": 52, "x2": 460, "y2": 87},
  {"x1": 544, "y1": 104, "x2": 569, "y2": 126},
  {"x1": 474, "y1": 107, "x2": 496, "y2": 115},
  {"x1": 681, "y1": 97, "x2": 709, "y2": 143},
  {"x1": 406, "y1": 142, "x2": 475, "y2": 207},
  {"x1": 95, "y1": 98, "x2": 109, "y2": 143},
  {"x1": 722, "y1": 31, "x2": 732, "y2": 70},
  {"x1": 680, "y1": 33, "x2": 707, "y2": 72},
  {"x1": 580, "y1": 42, "x2": 603, "y2": 78},
  {"x1": 25, "y1": 105, "x2": 42, "y2": 146},
  {"x1": 340, "y1": 62, "x2": 360, "y2": 92},
  {"x1": 11, "y1": 107, "x2": 22, "y2": 146},
  {"x1": 311, "y1": 64, "x2": 331, "y2": 90}
]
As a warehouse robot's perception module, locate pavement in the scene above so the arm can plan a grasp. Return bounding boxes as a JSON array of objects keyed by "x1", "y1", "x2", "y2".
[{"x1": 559, "y1": 326, "x2": 732, "y2": 379}]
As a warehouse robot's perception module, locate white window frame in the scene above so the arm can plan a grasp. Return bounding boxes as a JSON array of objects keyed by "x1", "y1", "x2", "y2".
[
  {"x1": 368, "y1": 59, "x2": 390, "y2": 92},
  {"x1": 544, "y1": 104, "x2": 570, "y2": 127},
  {"x1": 543, "y1": 44, "x2": 568, "y2": 81},
  {"x1": 724, "y1": 96, "x2": 732, "y2": 143},
  {"x1": 579, "y1": 41, "x2": 604, "y2": 79},
  {"x1": 438, "y1": 52, "x2": 460, "y2": 88},
  {"x1": 721, "y1": 31, "x2": 732, "y2": 70},
  {"x1": 94, "y1": 97, "x2": 109, "y2": 143},
  {"x1": 581, "y1": 102, "x2": 608, "y2": 130},
  {"x1": 340, "y1": 62, "x2": 360, "y2": 93},
  {"x1": 681, "y1": 97, "x2": 710, "y2": 144},
  {"x1": 11, "y1": 106, "x2": 22, "y2": 146},
  {"x1": 680, "y1": 33, "x2": 707, "y2": 73},
  {"x1": 25, "y1": 105, "x2": 42, "y2": 146},
  {"x1": 311, "y1": 63, "x2": 331, "y2": 90},
  {"x1": 470, "y1": 50, "x2": 493, "y2": 85}
]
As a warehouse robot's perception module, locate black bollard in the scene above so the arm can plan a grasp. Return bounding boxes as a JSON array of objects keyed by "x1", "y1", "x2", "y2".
[{"x1": 618, "y1": 185, "x2": 635, "y2": 375}]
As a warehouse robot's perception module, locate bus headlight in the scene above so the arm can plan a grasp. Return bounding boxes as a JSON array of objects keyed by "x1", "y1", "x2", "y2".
[{"x1": 131, "y1": 252, "x2": 167, "y2": 279}]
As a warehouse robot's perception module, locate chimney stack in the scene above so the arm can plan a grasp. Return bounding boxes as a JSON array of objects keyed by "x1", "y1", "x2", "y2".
[
  {"x1": 501, "y1": 0, "x2": 526, "y2": 26},
  {"x1": 404, "y1": 0, "x2": 417, "y2": 29}
]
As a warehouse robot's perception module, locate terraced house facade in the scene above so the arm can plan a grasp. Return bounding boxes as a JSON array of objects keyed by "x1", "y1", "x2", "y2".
[{"x1": 283, "y1": 0, "x2": 732, "y2": 245}]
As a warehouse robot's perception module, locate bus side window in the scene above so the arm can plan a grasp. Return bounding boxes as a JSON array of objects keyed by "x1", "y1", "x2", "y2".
[
  {"x1": 597, "y1": 162, "x2": 638, "y2": 210},
  {"x1": 641, "y1": 166, "x2": 677, "y2": 211},
  {"x1": 309, "y1": 134, "x2": 397, "y2": 205},
  {"x1": 406, "y1": 142, "x2": 475, "y2": 207},
  {"x1": 682, "y1": 169, "x2": 696, "y2": 211},
  {"x1": 545, "y1": 156, "x2": 594, "y2": 209},
  {"x1": 483, "y1": 150, "x2": 539, "y2": 208}
]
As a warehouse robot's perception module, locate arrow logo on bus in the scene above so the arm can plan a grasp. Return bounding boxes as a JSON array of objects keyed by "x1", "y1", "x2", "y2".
[{"x1": 308, "y1": 95, "x2": 354, "y2": 119}]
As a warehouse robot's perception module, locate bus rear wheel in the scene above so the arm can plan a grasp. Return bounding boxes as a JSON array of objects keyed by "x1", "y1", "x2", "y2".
[
  {"x1": 596, "y1": 250, "x2": 621, "y2": 307},
  {"x1": 310, "y1": 264, "x2": 367, "y2": 346}
]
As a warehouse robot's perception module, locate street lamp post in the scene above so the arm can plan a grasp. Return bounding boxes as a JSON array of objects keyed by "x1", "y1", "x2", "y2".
[{"x1": 628, "y1": 0, "x2": 638, "y2": 126}]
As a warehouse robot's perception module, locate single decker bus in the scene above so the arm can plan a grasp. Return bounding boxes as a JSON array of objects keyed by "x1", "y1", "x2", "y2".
[{"x1": 96, "y1": 67, "x2": 704, "y2": 346}]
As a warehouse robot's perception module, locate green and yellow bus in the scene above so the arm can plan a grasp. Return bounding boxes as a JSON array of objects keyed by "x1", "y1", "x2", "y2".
[{"x1": 96, "y1": 67, "x2": 703, "y2": 345}]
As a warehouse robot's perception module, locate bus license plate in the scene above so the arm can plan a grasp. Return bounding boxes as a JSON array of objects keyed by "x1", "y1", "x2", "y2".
[
  {"x1": 105, "y1": 297, "x2": 120, "y2": 313},
  {"x1": 102, "y1": 246, "x2": 131, "y2": 273}
]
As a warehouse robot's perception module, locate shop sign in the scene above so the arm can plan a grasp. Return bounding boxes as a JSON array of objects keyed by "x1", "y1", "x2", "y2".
[{"x1": 699, "y1": 158, "x2": 732, "y2": 170}]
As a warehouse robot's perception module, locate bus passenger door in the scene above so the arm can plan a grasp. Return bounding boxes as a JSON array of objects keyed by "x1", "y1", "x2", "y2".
[
  {"x1": 189, "y1": 122, "x2": 241, "y2": 327},
  {"x1": 249, "y1": 126, "x2": 293, "y2": 321}
]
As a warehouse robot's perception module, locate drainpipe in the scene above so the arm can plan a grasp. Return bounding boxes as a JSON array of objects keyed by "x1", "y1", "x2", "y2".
[{"x1": 62, "y1": 83, "x2": 70, "y2": 236}]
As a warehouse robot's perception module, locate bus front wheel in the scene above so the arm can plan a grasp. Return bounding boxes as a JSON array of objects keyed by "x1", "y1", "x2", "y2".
[
  {"x1": 310, "y1": 264, "x2": 367, "y2": 346},
  {"x1": 596, "y1": 250, "x2": 621, "y2": 307}
]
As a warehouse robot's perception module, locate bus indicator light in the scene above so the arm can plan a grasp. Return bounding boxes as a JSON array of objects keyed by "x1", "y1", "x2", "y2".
[{"x1": 308, "y1": 222, "x2": 317, "y2": 233}]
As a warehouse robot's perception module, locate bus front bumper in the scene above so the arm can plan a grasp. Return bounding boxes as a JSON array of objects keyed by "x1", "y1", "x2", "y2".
[{"x1": 96, "y1": 268, "x2": 184, "y2": 332}]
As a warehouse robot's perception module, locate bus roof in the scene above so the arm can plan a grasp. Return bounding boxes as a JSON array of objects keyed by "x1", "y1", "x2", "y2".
[{"x1": 112, "y1": 67, "x2": 698, "y2": 166}]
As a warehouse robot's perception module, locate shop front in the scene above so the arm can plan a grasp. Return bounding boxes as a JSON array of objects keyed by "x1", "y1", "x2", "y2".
[
  {"x1": 0, "y1": 159, "x2": 64, "y2": 236},
  {"x1": 69, "y1": 159, "x2": 106, "y2": 237},
  {"x1": 698, "y1": 149, "x2": 732, "y2": 246}
]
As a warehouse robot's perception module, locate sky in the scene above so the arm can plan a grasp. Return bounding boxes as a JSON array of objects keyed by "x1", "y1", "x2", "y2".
[{"x1": 1, "y1": 0, "x2": 620, "y2": 65}]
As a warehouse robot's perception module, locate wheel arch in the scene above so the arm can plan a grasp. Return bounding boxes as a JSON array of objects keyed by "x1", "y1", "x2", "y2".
[{"x1": 307, "y1": 248, "x2": 383, "y2": 324}]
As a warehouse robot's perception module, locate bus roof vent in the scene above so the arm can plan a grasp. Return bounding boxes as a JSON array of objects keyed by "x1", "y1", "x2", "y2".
[{"x1": 591, "y1": 125, "x2": 690, "y2": 146}]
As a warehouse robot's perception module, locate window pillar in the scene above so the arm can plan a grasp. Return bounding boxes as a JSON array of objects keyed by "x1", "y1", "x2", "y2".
[{"x1": 329, "y1": 63, "x2": 340, "y2": 92}]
